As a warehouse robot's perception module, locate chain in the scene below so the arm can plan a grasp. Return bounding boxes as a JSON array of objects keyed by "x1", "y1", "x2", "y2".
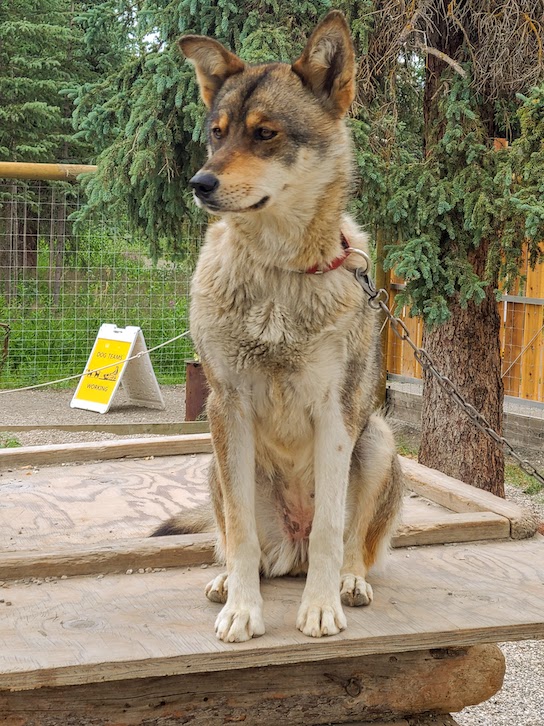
[{"x1": 348, "y1": 250, "x2": 544, "y2": 488}]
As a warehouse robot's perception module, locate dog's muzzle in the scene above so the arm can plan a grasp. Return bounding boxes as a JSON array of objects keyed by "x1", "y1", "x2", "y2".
[{"x1": 189, "y1": 172, "x2": 219, "y2": 201}]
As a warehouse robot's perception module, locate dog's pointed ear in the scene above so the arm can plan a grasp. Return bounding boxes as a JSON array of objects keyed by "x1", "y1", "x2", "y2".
[
  {"x1": 291, "y1": 11, "x2": 355, "y2": 118},
  {"x1": 179, "y1": 35, "x2": 245, "y2": 108}
]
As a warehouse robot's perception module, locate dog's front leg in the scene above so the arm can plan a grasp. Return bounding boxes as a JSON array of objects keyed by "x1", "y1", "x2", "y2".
[
  {"x1": 208, "y1": 391, "x2": 264, "y2": 643},
  {"x1": 296, "y1": 393, "x2": 350, "y2": 637}
]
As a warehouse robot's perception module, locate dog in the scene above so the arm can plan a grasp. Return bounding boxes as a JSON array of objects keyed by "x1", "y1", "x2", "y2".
[{"x1": 153, "y1": 10, "x2": 404, "y2": 643}]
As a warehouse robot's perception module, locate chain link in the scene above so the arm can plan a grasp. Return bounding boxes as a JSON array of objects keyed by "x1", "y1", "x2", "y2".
[{"x1": 352, "y1": 263, "x2": 544, "y2": 488}]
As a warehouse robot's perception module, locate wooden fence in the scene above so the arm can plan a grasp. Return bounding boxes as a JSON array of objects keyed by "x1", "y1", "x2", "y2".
[{"x1": 386, "y1": 250, "x2": 544, "y2": 404}]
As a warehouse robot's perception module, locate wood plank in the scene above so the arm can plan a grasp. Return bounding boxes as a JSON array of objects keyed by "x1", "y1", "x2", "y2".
[
  {"x1": 0, "y1": 537, "x2": 542, "y2": 691},
  {"x1": 520, "y1": 302, "x2": 542, "y2": 401},
  {"x1": 0, "y1": 432, "x2": 213, "y2": 469},
  {"x1": 0, "y1": 511, "x2": 510, "y2": 580},
  {"x1": 501, "y1": 300, "x2": 525, "y2": 397},
  {"x1": 0, "y1": 533, "x2": 216, "y2": 580},
  {"x1": 395, "y1": 511, "x2": 510, "y2": 547},
  {"x1": 400, "y1": 456, "x2": 538, "y2": 539},
  {"x1": 1, "y1": 435, "x2": 534, "y2": 542},
  {"x1": 0, "y1": 421, "x2": 209, "y2": 435},
  {"x1": 0, "y1": 454, "x2": 211, "y2": 551},
  {"x1": 0, "y1": 645, "x2": 502, "y2": 725},
  {"x1": 0, "y1": 453, "x2": 510, "y2": 579}
]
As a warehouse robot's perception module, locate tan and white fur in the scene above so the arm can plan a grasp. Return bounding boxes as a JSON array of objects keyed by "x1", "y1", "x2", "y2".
[{"x1": 154, "y1": 11, "x2": 404, "y2": 643}]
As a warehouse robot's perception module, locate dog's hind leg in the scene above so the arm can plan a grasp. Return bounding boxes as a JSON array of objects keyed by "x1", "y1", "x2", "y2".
[
  {"x1": 341, "y1": 414, "x2": 404, "y2": 607},
  {"x1": 203, "y1": 456, "x2": 229, "y2": 603}
]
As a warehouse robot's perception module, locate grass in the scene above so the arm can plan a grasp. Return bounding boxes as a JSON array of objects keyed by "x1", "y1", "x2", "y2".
[
  {"x1": 396, "y1": 436, "x2": 419, "y2": 460},
  {"x1": 505, "y1": 462, "x2": 544, "y2": 496},
  {"x1": 0, "y1": 433, "x2": 21, "y2": 448},
  {"x1": 0, "y1": 228, "x2": 196, "y2": 388}
]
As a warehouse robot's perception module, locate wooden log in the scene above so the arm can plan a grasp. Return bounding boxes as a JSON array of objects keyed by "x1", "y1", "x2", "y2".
[
  {"x1": 0, "y1": 161, "x2": 96, "y2": 181},
  {"x1": 0, "y1": 645, "x2": 504, "y2": 726},
  {"x1": 401, "y1": 457, "x2": 538, "y2": 539}
]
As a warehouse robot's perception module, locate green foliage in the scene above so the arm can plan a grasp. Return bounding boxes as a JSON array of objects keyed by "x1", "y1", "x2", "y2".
[
  {"x1": 380, "y1": 75, "x2": 544, "y2": 325},
  {"x1": 505, "y1": 462, "x2": 543, "y2": 496},
  {"x1": 0, "y1": 0, "x2": 72, "y2": 162},
  {"x1": 0, "y1": 0, "x2": 116, "y2": 164},
  {"x1": 0, "y1": 434, "x2": 22, "y2": 449}
]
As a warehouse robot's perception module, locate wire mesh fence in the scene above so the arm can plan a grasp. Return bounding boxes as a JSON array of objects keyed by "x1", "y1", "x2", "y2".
[
  {"x1": 1, "y1": 175, "x2": 543, "y2": 424},
  {"x1": 0, "y1": 179, "x2": 200, "y2": 388}
]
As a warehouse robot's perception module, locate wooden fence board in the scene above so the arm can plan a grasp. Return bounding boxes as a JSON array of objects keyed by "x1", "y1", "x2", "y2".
[{"x1": 387, "y1": 248, "x2": 544, "y2": 404}]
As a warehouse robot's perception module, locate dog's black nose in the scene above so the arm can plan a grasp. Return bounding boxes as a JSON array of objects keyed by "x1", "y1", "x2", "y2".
[{"x1": 189, "y1": 172, "x2": 219, "y2": 198}]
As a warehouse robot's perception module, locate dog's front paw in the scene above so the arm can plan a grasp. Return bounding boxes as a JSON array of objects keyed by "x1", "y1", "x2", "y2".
[
  {"x1": 296, "y1": 599, "x2": 347, "y2": 638},
  {"x1": 215, "y1": 603, "x2": 265, "y2": 642},
  {"x1": 205, "y1": 572, "x2": 228, "y2": 603},
  {"x1": 340, "y1": 573, "x2": 373, "y2": 607}
]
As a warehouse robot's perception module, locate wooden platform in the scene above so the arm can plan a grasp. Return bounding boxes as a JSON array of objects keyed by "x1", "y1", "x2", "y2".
[
  {"x1": 0, "y1": 536, "x2": 543, "y2": 693},
  {"x1": 0, "y1": 446, "x2": 536, "y2": 579},
  {"x1": 0, "y1": 440, "x2": 542, "y2": 724}
]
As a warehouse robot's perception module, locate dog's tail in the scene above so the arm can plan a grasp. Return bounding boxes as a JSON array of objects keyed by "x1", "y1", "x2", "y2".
[{"x1": 151, "y1": 502, "x2": 215, "y2": 537}]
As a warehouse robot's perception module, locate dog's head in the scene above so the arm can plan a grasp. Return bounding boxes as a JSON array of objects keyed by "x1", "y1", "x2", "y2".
[{"x1": 180, "y1": 11, "x2": 355, "y2": 216}]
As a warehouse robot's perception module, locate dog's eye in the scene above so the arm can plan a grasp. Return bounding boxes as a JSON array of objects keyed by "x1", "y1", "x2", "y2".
[
  {"x1": 211, "y1": 127, "x2": 223, "y2": 140},
  {"x1": 255, "y1": 127, "x2": 277, "y2": 141}
]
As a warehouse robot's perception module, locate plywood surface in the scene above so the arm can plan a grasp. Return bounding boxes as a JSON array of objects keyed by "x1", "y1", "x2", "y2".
[
  {"x1": 0, "y1": 454, "x2": 210, "y2": 550},
  {"x1": 0, "y1": 537, "x2": 542, "y2": 692},
  {"x1": 0, "y1": 454, "x2": 511, "y2": 557}
]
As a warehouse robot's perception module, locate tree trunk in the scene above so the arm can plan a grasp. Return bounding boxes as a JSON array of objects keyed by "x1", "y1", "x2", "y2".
[
  {"x1": 419, "y1": 242, "x2": 505, "y2": 497},
  {"x1": 418, "y1": 9, "x2": 505, "y2": 497}
]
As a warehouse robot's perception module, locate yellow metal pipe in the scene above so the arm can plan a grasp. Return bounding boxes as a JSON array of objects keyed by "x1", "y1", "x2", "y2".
[{"x1": 0, "y1": 162, "x2": 97, "y2": 181}]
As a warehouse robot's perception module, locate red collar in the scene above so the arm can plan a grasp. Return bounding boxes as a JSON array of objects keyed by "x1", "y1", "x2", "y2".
[{"x1": 305, "y1": 232, "x2": 350, "y2": 274}]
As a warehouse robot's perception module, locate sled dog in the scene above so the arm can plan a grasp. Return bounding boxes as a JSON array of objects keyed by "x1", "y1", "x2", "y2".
[{"x1": 154, "y1": 10, "x2": 404, "y2": 642}]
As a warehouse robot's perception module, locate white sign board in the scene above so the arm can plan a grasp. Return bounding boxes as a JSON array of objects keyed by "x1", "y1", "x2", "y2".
[{"x1": 71, "y1": 324, "x2": 165, "y2": 414}]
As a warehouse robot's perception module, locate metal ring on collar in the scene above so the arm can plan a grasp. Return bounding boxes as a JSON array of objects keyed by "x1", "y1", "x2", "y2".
[{"x1": 346, "y1": 247, "x2": 371, "y2": 274}]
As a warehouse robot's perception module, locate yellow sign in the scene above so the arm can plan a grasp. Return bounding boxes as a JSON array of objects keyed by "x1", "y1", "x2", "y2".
[
  {"x1": 71, "y1": 324, "x2": 165, "y2": 414},
  {"x1": 73, "y1": 337, "x2": 132, "y2": 406}
]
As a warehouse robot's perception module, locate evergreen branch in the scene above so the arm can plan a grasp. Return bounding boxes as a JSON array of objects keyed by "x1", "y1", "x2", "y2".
[{"x1": 416, "y1": 41, "x2": 467, "y2": 78}]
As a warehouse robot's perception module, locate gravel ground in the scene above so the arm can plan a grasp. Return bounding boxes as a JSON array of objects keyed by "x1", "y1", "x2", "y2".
[
  {"x1": 0, "y1": 385, "x2": 186, "y2": 446},
  {"x1": 0, "y1": 393, "x2": 543, "y2": 724}
]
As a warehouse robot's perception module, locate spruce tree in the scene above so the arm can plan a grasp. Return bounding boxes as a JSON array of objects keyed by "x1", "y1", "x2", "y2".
[
  {"x1": 0, "y1": 0, "x2": 74, "y2": 162},
  {"x1": 348, "y1": 2, "x2": 544, "y2": 495},
  {"x1": 0, "y1": 0, "x2": 126, "y2": 294}
]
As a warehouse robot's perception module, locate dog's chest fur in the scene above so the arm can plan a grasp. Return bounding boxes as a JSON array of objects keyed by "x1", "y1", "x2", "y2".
[
  {"x1": 191, "y1": 220, "x2": 376, "y2": 557},
  {"x1": 191, "y1": 218, "x2": 376, "y2": 417},
  {"x1": 191, "y1": 224, "x2": 367, "y2": 390}
]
